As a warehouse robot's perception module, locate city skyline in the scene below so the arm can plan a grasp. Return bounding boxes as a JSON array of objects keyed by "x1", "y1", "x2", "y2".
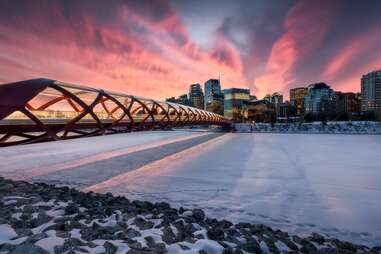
[{"x1": 1, "y1": 0, "x2": 381, "y2": 100}]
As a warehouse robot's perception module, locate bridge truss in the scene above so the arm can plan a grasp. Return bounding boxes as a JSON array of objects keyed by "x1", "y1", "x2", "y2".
[{"x1": 0, "y1": 79, "x2": 230, "y2": 146}]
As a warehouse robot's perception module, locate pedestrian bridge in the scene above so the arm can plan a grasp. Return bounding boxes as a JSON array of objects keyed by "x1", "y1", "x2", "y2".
[{"x1": 0, "y1": 79, "x2": 230, "y2": 146}]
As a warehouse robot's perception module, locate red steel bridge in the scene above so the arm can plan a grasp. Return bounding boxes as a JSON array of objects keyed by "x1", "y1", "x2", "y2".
[{"x1": 0, "y1": 79, "x2": 230, "y2": 146}]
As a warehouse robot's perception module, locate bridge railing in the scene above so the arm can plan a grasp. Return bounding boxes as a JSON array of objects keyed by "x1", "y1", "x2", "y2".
[{"x1": 0, "y1": 79, "x2": 230, "y2": 146}]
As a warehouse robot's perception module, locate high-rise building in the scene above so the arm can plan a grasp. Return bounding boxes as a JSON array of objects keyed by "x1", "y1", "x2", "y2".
[
  {"x1": 290, "y1": 87, "x2": 308, "y2": 116},
  {"x1": 242, "y1": 100, "x2": 275, "y2": 123},
  {"x1": 204, "y1": 79, "x2": 224, "y2": 115},
  {"x1": 263, "y1": 94, "x2": 271, "y2": 102},
  {"x1": 276, "y1": 102, "x2": 296, "y2": 120},
  {"x1": 304, "y1": 82, "x2": 333, "y2": 114},
  {"x1": 165, "y1": 94, "x2": 190, "y2": 106},
  {"x1": 361, "y1": 69, "x2": 381, "y2": 112},
  {"x1": 333, "y1": 92, "x2": 361, "y2": 115},
  {"x1": 188, "y1": 84, "x2": 204, "y2": 109},
  {"x1": 263, "y1": 93, "x2": 283, "y2": 104},
  {"x1": 223, "y1": 88, "x2": 250, "y2": 122},
  {"x1": 262, "y1": 92, "x2": 283, "y2": 117},
  {"x1": 270, "y1": 92, "x2": 283, "y2": 105}
]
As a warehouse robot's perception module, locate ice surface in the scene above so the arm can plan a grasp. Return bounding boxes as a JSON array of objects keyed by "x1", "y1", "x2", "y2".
[
  {"x1": 1, "y1": 131, "x2": 381, "y2": 246},
  {"x1": 87, "y1": 133, "x2": 381, "y2": 246}
]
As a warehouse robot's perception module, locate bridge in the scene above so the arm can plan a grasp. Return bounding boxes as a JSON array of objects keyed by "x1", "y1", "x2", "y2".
[{"x1": 0, "y1": 79, "x2": 230, "y2": 146}]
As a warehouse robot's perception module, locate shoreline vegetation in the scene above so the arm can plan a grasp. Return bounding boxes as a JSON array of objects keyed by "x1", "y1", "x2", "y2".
[{"x1": 0, "y1": 177, "x2": 380, "y2": 254}]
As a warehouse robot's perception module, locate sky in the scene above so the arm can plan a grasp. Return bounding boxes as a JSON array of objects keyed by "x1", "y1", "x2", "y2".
[{"x1": 0, "y1": 0, "x2": 381, "y2": 100}]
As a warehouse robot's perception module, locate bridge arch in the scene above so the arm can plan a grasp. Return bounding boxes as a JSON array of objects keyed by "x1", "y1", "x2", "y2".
[{"x1": 0, "y1": 79, "x2": 230, "y2": 146}]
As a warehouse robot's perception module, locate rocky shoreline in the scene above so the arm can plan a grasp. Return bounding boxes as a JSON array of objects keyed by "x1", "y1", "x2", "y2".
[{"x1": 0, "y1": 177, "x2": 380, "y2": 254}]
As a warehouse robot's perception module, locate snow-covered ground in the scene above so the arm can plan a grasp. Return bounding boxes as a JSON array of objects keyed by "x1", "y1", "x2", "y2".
[
  {"x1": 1, "y1": 131, "x2": 381, "y2": 247},
  {"x1": 234, "y1": 121, "x2": 381, "y2": 134}
]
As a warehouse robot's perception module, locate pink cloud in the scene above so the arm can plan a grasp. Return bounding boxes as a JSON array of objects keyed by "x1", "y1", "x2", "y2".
[
  {"x1": 253, "y1": 0, "x2": 340, "y2": 98},
  {"x1": 0, "y1": 1, "x2": 246, "y2": 100},
  {"x1": 323, "y1": 25, "x2": 381, "y2": 91}
]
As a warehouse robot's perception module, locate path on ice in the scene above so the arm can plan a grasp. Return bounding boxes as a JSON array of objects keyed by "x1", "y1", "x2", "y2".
[
  {"x1": 0, "y1": 130, "x2": 211, "y2": 180},
  {"x1": 29, "y1": 132, "x2": 223, "y2": 187}
]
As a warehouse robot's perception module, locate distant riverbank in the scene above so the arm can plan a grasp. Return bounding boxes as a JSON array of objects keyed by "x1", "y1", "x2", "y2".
[{"x1": 234, "y1": 121, "x2": 381, "y2": 134}]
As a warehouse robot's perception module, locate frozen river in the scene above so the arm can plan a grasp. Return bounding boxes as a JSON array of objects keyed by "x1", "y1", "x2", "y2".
[{"x1": 1, "y1": 131, "x2": 380, "y2": 246}]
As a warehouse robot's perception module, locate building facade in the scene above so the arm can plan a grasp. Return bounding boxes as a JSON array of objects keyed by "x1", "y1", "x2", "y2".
[
  {"x1": 290, "y1": 87, "x2": 308, "y2": 116},
  {"x1": 223, "y1": 88, "x2": 250, "y2": 122},
  {"x1": 270, "y1": 92, "x2": 283, "y2": 105},
  {"x1": 188, "y1": 84, "x2": 204, "y2": 109},
  {"x1": 166, "y1": 94, "x2": 190, "y2": 106},
  {"x1": 335, "y1": 92, "x2": 361, "y2": 115},
  {"x1": 204, "y1": 79, "x2": 224, "y2": 115},
  {"x1": 304, "y1": 83, "x2": 333, "y2": 114},
  {"x1": 276, "y1": 102, "x2": 296, "y2": 122},
  {"x1": 242, "y1": 100, "x2": 275, "y2": 123},
  {"x1": 361, "y1": 69, "x2": 381, "y2": 112}
]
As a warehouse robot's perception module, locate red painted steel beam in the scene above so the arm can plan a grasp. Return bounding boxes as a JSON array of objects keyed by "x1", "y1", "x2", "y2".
[{"x1": 0, "y1": 79, "x2": 231, "y2": 146}]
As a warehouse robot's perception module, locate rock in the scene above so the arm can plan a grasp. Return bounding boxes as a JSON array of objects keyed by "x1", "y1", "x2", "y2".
[
  {"x1": 195, "y1": 233, "x2": 205, "y2": 239},
  {"x1": 161, "y1": 227, "x2": 176, "y2": 244},
  {"x1": 223, "y1": 247, "x2": 243, "y2": 254},
  {"x1": 10, "y1": 242, "x2": 49, "y2": 254},
  {"x1": 300, "y1": 240, "x2": 318, "y2": 253},
  {"x1": 23, "y1": 205, "x2": 38, "y2": 213},
  {"x1": 331, "y1": 239, "x2": 357, "y2": 253},
  {"x1": 126, "y1": 228, "x2": 141, "y2": 238},
  {"x1": 155, "y1": 202, "x2": 171, "y2": 211},
  {"x1": 370, "y1": 246, "x2": 381, "y2": 254},
  {"x1": 26, "y1": 233, "x2": 48, "y2": 243},
  {"x1": 241, "y1": 237, "x2": 262, "y2": 253},
  {"x1": 316, "y1": 247, "x2": 339, "y2": 254},
  {"x1": 207, "y1": 227, "x2": 225, "y2": 241},
  {"x1": 0, "y1": 183, "x2": 15, "y2": 192},
  {"x1": 30, "y1": 213, "x2": 52, "y2": 228},
  {"x1": 179, "y1": 244, "x2": 190, "y2": 250},
  {"x1": 144, "y1": 236, "x2": 166, "y2": 253},
  {"x1": 0, "y1": 243, "x2": 15, "y2": 252},
  {"x1": 152, "y1": 242, "x2": 167, "y2": 253},
  {"x1": 53, "y1": 245, "x2": 67, "y2": 254},
  {"x1": 308, "y1": 233, "x2": 326, "y2": 245},
  {"x1": 280, "y1": 238, "x2": 299, "y2": 251},
  {"x1": 44, "y1": 222, "x2": 69, "y2": 232},
  {"x1": 65, "y1": 203, "x2": 79, "y2": 214},
  {"x1": 134, "y1": 217, "x2": 154, "y2": 230},
  {"x1": 129, "y1": 242, "x2": 143, "y2": 250},
  {"x1": 192, "y1": 209, "x2": 205, "y2": 221},
  {"x1": 127, "y1": 249, "x2": 156, "y2": 254},
  {"x1": 104, "y1": 241, "x2": 118, "y2": 254}
]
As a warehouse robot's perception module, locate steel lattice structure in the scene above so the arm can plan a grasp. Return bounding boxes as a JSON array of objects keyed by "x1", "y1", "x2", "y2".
[{"x1": 0, "y1": 79, "x2": 230, "y2": 146}]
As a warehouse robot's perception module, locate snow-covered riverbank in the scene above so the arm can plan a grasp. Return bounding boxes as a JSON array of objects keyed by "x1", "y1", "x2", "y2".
[{"x1": 234, "y1": 121, "x2": 381, "y2": 134}]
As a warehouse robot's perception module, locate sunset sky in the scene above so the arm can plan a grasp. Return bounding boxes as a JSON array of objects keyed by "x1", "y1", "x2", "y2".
[{"x1": 0, "y1": 0, "x2": 381, "y2": 100}]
